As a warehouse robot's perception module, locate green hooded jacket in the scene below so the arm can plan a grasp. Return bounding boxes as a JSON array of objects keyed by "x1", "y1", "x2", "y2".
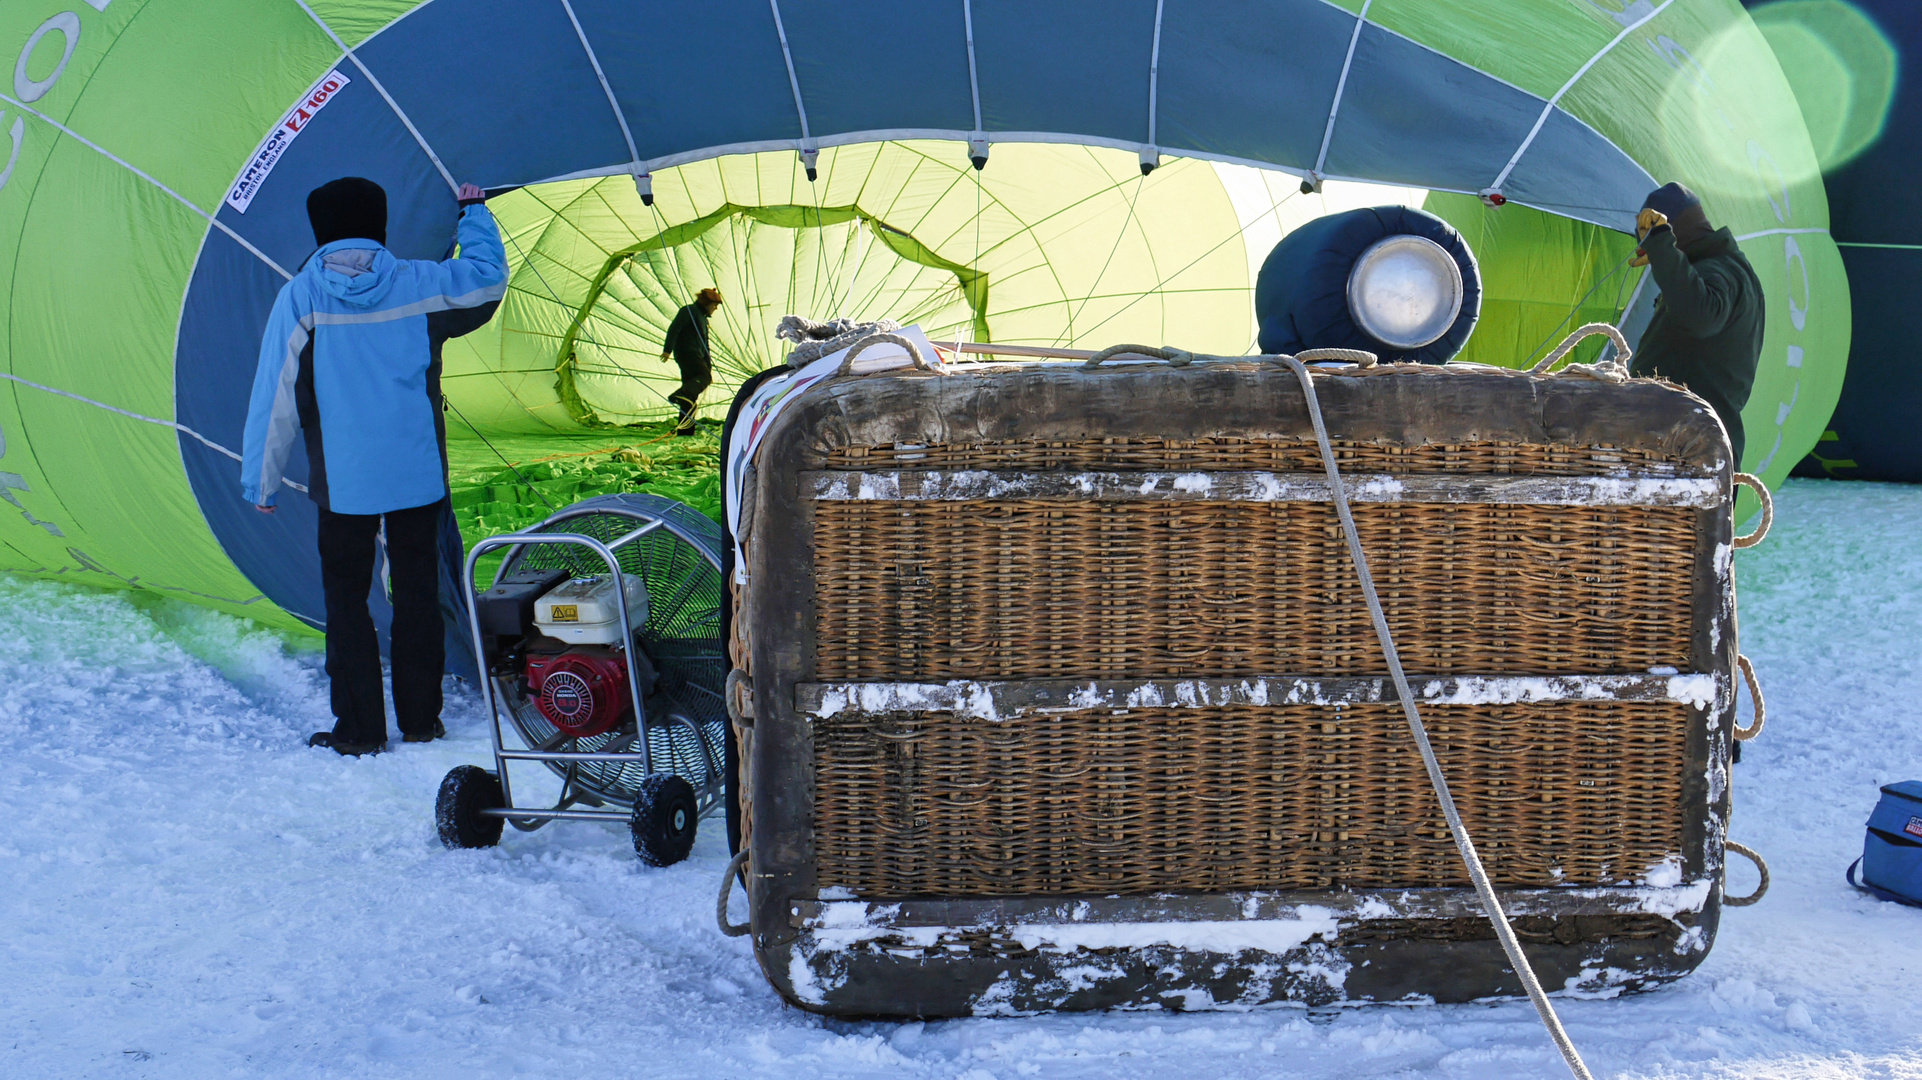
[{"x1": 1628, "y1": 227, "x2": 1767, "y2": 463}]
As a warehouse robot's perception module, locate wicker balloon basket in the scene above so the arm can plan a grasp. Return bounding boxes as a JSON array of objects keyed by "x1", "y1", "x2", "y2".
[{"x1": 724, "y1": 353, "x2": 1755, "y2": 1017}]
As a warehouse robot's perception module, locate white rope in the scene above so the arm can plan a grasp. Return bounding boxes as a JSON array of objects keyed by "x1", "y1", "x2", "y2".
[
  {"x1": 0, "y1": 92, "x2": 291, "y2": 281},
  {"x1": 0, "y1": 371, "x2": 307, "y2": 494},
  {"x1": 290, "y1": 0, "x2": 460, "y2": 195},
  {"x1": 1488, "y1": 0, "x2": 1674, "y2": 195},
  {"x1": 1313, "y1": 0, "x2": 1372, "y2": 181},
  {"x1": 1731, "y1": 472, "x2": 1773, "y2": 548},
  {"x1": 1530, "y1": 322, "x2": 1631, "y2": 378},
  {"x1": 559, "y1": 0, "x2": 641, "y2": 168},
  {"x1": 765, "y1": 0, "x2": 813, "y2": 154},
  {"x1": 1276, "y1": 353, "x2": 1595, "y2": 1080}
]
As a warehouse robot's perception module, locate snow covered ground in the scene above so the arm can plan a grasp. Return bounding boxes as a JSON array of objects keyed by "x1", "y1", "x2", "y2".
[{"x1": 4, "y1": 477, "x2": 1921, "y2": 1079}]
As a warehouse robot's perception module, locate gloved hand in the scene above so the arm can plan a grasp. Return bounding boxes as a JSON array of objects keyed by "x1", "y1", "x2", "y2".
[{"x1": 1630, "y1": 206, "x2": 1671, "y2": 266}]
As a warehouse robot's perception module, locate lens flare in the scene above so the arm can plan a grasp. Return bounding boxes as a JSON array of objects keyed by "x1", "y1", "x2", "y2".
[{"x1": 1749, "y1": 0, "x2": 1900, "y2": 171}]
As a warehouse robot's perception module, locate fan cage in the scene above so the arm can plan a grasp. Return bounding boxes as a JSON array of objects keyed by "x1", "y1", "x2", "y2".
[{"x1": 493, "y1": 494, "x2": 728, "y2": 807}]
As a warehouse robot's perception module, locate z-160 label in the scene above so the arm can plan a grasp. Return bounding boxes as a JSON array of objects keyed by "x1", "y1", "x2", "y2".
[{"x1": 226, "y1": 69, "x2": 351, "y2": 214}]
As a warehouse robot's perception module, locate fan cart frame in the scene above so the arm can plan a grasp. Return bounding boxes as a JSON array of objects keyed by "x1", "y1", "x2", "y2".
[{"x1": 456, "y1": 500, "x2": 727, "y2": 843}]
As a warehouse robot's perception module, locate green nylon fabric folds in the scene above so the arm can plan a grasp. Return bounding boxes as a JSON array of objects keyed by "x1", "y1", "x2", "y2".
[
  {"x1": 0, "y1": 0, "x2": 1845, "y2": 635},
  {"x1": 548, "y1": 199, "x2": 989, "y2": 427}
]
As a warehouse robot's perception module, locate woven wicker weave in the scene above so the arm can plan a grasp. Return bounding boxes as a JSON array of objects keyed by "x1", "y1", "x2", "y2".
[
  {"x1": 813, "y1": 701, "x2": 1688, "y2": 895},
  {"x1": 738, "y1": 363, "x2": 1735, "y2": 1013},
  {"x1": 815, "y1": 500, "x2": 1695, "y2": 680}
]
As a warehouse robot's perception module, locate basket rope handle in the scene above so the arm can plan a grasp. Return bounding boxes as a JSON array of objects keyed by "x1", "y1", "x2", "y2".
[
  {"x1": 1084, "y1": 343, "x2": 1194, "y2": 368},
  {"x1": 837, "y1": 332, "x2": 933, "y2": 376},
  {"x1": 1083, "y1": 344, "x2": 1381, "y2": 370},
  {"x1": 1724, "y1": 839, "x2": 1770, "y2": 907},
  {"x1": 725, "y1": 668, "x2": 754, "y2": 728},
  {"x1": 1530, "y1": 322, "x2": 1631, "y2": 374},
  {"x1": 1732, "y1": 473, "x2": 1773, "y2": 548},
  {"x1": 1733, "y1": 653, "x2": 1765, "y2": 741},
  {"x1": 716, "y1": 849, "x2": 752, "y2": 937},
  {"x1": 1295, "y1": 347, "x2": 1378, "y2": 367}
]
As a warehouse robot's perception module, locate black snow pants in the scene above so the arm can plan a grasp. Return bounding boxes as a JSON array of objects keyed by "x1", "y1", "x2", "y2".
[
  {"x1": 317, "y1": 498, "x2": 447, "y2": 745},
  {"x1": 669, "y1": 355, "x2": 712, "y2": 430}
]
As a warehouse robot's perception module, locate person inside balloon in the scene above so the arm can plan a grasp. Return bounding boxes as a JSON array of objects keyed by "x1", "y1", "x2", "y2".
[
  {"x1": 239, "y1": 177, "x2": 509, "y2": 756},
  {"x1": 660, "y1": 287, "x2": 724, "y2": 435},
  {"x1": 1627, "y1": 182, "x2": 1765, "y2": 464}
]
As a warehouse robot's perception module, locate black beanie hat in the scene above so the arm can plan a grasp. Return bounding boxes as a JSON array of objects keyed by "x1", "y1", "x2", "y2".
[
  {"x1": 1641, "y1": 181, "x2": 1711, "y2": 244},
  {"x1": 307, "y1": 177, "x2": 387, "y2": 247}
]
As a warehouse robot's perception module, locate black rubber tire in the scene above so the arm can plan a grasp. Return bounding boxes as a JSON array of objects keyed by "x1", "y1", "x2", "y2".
[
  {"x1": 435, "y1": 765, "x2": 506, "y2": 849},
  {"x1": 630, "y1": 773, "x2": 698, "y2": 867}
]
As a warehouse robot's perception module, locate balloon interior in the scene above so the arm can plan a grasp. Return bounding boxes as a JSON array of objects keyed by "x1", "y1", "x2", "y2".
[{"x1": 0, "y1": 0, "x2": 1831, "y2": 1025}]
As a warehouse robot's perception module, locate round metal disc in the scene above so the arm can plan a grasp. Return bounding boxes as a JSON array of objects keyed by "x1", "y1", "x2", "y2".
[{"x1": 1345, "y1": 235, "x2": 1464, "y2": 349}]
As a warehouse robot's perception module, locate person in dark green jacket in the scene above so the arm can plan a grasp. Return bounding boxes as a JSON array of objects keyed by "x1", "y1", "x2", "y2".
[
  {"x1": 1627, "y1": 182, "x2": 1766, "y2": 464},
  {"x1": 661, "y1": 287, "x2": 723, "y2": 435}
]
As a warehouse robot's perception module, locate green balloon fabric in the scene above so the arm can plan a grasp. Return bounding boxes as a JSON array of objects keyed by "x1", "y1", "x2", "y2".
[{"x1": 0, "y1": 0, "x2": 1846, "y2": 636}]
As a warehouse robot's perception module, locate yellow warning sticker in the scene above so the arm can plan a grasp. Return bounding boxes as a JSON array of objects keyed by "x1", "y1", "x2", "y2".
[{"x1": 550, "y1": 604, "x2": 578, "y2": 623}]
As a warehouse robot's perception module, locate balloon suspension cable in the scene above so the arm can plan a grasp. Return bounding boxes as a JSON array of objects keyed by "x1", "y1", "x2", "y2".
[
  {"x1": 1517, "y1": 251, "x2": 1636, "y2": 370},
  {"x1": 1058, "y1": 171, "x2": 1148, "y2": 349},
  {"x1": 1075, "y1": 179, "x2": 1299, "y2": 350},
  {"x1": 503, "y1": 220, "x2": 655, "y2": 391},
  {"x1": 646, "y1": 200, "x2": 696, "y2": 307},
  {"x1": 971, "y1": 156, "x2": 982, "y2": 346},
  {"x1": 810, "y1": 156, "x2": 837, "y2": 314},
  {"x1": 500, "y1": 222, "x2": 614, "y2": 365},
  {"x1": 441, "y1": 393, "x2": 553, "y2": 510}
]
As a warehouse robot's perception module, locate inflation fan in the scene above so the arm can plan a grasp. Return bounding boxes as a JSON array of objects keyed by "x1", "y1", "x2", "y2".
[{"x1": 435, "y1": 493, "x2": 728, "y2": 866}]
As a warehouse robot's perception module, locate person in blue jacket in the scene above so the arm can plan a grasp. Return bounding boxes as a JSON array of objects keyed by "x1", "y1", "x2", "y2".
[{"x1": 241, "y1": 177, "x2": 508, "y2": 756}]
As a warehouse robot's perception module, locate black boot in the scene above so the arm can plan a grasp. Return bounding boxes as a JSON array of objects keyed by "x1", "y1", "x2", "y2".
[
  {"x1": 308, "y1": 731, "x2": 386, "y2": 756},
  {"x1": 402, "y1": 719, "x2": 447, "y2": 744}
]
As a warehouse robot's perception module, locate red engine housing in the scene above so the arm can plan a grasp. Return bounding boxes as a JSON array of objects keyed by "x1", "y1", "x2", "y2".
[{"x1": 525, "y1": 647, "x2": 630, "y2": 738}]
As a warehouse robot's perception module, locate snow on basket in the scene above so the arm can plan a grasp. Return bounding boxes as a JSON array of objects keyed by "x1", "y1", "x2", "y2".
[{"x1": 725, "y1": 344, "x2": 1751, "y2": 1017}]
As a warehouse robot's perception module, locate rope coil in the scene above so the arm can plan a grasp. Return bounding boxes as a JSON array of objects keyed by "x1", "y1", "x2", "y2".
[
  {"x1": 837, "y1": 332, "x2": 933, "y2": 376},
  {"x1": 1295, "y1": 347, "x2": 1378, "y2": 367},
  {"x1": 1733, "y1": 654, "x2": 1765, "y2": 741},
  {"x1": 1723, "y1": 840, "x2": 1770, "y2": 907},
  {"x1": 725, "y1": 668, "x2": 755, "y2": 728},
  {"x1": 1530, "y1": 323, "x2": 1631, "y2": 381},
  {"x1": 1732, "y1": 473, "x2": 1773, "y2": 549},
  {"x1": 1083, "y1": 343, "x2": 1193, "y2": 368},
  {"x1": 716, "y1": 850, "x2": 752, "y2": 937}
]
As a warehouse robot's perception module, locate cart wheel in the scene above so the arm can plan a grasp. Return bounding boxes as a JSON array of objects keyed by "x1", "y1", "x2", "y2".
[
  {"x1": 436, "y1": 766, "x2": 505, "y2": 849},
  {"x1": 630, "y1": 773, "x2": 698, "y2": 867}
]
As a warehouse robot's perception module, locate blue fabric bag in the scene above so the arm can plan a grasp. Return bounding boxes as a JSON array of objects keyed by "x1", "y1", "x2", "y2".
[{"x1": 1848, "y1": 781, "x2": 1922, "y2": 906}]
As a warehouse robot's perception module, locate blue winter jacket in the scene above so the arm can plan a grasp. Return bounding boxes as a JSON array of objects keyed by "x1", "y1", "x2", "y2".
[{"x1": 240, "y1": 204, "x2": 508, "y2": 515}]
